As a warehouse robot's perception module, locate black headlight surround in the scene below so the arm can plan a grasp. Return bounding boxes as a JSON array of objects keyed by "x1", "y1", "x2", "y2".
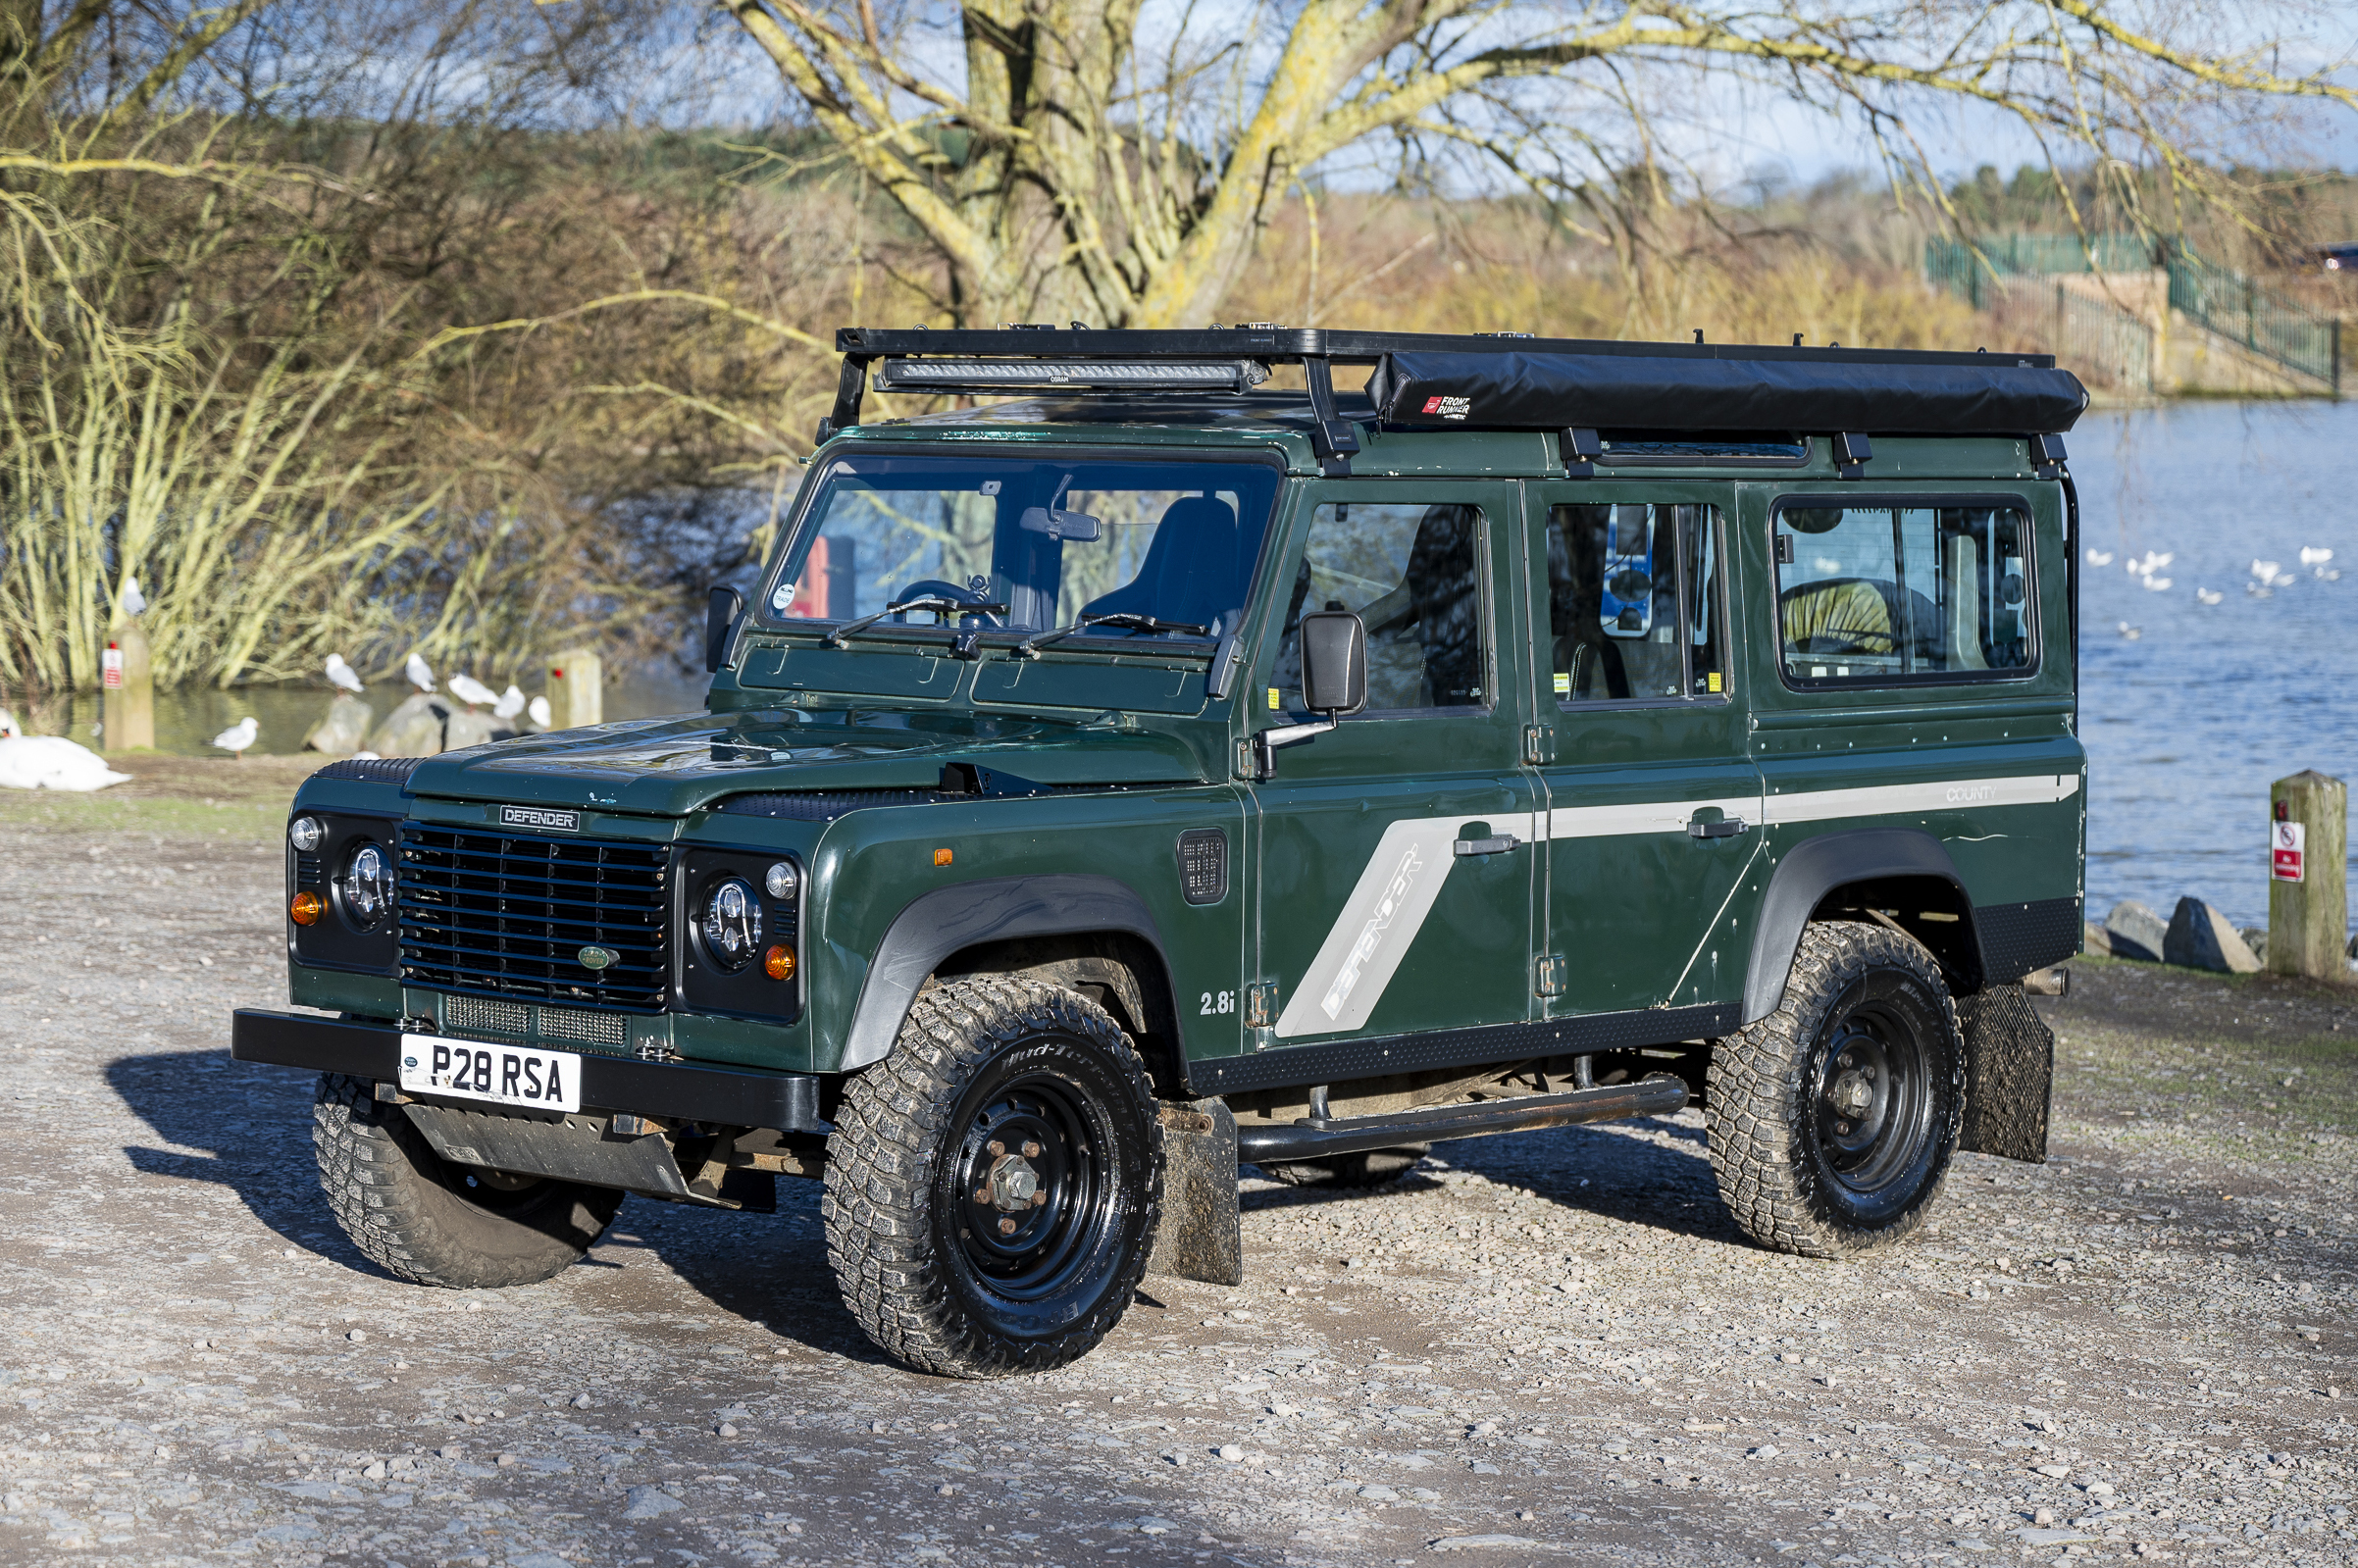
[
  {"x1": 678, "y1": 845, "x2": 803, "y2": 1023},
  {"x1": 338, "y1": 838, "x2": 395, "y2": 932},
  {"x1": 288, "y1": 811, "x2": 402, "y2": 975}
]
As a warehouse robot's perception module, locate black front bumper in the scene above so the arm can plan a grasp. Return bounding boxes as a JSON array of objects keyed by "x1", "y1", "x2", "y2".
[{"x1": 230, "y1": 1008, "x2": 828, "y2": 1132}]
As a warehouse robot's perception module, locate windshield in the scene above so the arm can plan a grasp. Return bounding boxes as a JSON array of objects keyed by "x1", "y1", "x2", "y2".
[{"x1": 759, "y1": 453, "x2": 1282, "y2": 641}]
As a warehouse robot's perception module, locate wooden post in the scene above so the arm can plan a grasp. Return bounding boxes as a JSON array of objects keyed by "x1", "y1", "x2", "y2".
[
  {"x1": 546, "y1": 646, "x2": 602, "y2": 730},
  {"x1": 2268, "y1": 771, "x2": 2348, "y2": 982},
  {"x1": 101, "y1": 617, "x2": 154, "y2": 751}
]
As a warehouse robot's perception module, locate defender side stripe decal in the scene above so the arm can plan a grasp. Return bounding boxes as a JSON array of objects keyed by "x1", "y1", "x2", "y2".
[{"x1": 1271, "y1": 773, "x2": 2079, "y2": 1044}]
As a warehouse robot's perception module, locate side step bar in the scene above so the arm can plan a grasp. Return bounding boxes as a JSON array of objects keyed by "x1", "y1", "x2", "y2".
[{"x1": 1235, "y1": 1075, "x2": 1688, "y2": 1165}]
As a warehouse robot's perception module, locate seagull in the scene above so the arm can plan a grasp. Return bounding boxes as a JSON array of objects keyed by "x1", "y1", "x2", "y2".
[
  {"x1": 528, "y1": 695, "x2": 552, "y2": 730},
  {"x1": 211, "y1": 716, "x2": 259, "y2": 759},
  {"x1": 2245, "y1": 582, "x2": 2273, "y2": 598},
  {"x1": 404, "y1": 652, "x2": 436, "y2": 692},
  {"x1": 2251, "y1": 558, "x2": 2281, "y2": 580},
  {"x1": 447, "y1": 673, "x2": 498, "y2": 709},
  {"x1": 2084, "y1": 549, "x2": 2114, "y2": 567},
  {"x1": 2117, "y1": 621, "x2": 2141, "y2": 640},
  {"x1": 2299, "y1": 546, "x2": 2334, "y2": 566},
  {"x1": 325, "y1": 653, "x2": 366, "y2": 695},
  {"x1": 2273, "y1": 572, "x2": 2297, "y2": 587},
  {"x1": 2195, "y1": 587, "x2": 2223, "y2": 605},
  {"x1": 121, "y1": 577, "x2": 146, "y2": 617},
  {"x1": 493, "y1": 684, "x2": 526, "y2": 721},
  {"x1": 2141, "y1": 576, "x2": 2173, "y2": 591}
]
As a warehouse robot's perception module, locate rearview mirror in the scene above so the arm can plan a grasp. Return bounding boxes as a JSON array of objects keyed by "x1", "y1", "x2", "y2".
[
  {"x1": 1298, "y1": 610, "x2": 1367, "y2": 715},
  {"x1": 705, "y1": 585, "x2": 744, "y2": 673}
]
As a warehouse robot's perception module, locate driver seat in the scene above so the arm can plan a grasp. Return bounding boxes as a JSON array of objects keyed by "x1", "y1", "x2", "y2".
[{"x1": 1081, "y1": 495, "x2": 1242, "y2": 630}]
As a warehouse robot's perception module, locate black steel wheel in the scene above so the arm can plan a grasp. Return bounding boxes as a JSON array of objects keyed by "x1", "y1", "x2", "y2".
[
  {"x1": 1706, "y1": 922, "x2": 1963, "y2": 1256},
  {"x1": 824, "y1": 977, "x2": 1162, "y2": 1377}
]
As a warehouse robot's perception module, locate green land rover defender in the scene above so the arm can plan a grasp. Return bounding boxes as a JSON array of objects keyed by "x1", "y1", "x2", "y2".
[{"x1": 234, "y1": 328, "x2": 2087, "y2": 1378}]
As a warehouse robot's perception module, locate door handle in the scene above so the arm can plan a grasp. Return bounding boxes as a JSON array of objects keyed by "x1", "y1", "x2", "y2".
[
  {"x1": 1454, "y1": 835, "x2": 1523, "y2": 857},
  {"x1": 1687, "y1": 817, "x2": 1750, "y2": 839}
]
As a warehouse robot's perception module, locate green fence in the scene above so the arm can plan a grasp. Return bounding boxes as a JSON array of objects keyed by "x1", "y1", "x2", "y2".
[
  {"x1": 1924, "y1": 232, "x2": 2158, "y2": 307},
  {"x1": 2165, "y1": 242, "x2": 2339, "y2": 392}
]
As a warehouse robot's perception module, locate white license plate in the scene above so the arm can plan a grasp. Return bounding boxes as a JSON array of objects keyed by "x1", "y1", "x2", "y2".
[{"x1": 398, "y1": 1034, "x2": 582, "y2": 1113}]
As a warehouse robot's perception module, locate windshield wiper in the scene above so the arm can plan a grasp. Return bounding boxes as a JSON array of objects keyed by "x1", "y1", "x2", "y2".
[
  {"x1": 826, "y1": 595, "x2": 1010, "y2": 649},
  {"x1": 1014, "y1": 612, "x2": 1210, "y2": 659}
]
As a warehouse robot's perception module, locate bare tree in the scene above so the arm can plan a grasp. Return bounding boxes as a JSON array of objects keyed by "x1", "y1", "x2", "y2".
[{"x1": 715, "y1": 0, "x2": 2358, "y2": 329}]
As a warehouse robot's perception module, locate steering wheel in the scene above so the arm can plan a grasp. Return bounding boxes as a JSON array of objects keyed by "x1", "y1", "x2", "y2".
[{"x1": 896, "y1": 579, "x2": 1004, "y2": 627}]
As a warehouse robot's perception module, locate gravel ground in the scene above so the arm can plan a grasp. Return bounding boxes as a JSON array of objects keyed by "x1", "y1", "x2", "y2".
[{"x1": 2, "y1": 771, "x2": 2354, "y2": 1568}]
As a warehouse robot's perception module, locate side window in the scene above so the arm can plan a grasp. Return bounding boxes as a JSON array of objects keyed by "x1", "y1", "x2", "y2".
[
  {"x1": 1546, "y1": 502, "x2": 1726, "y2": 703},
  {"x1": 1774, "y1": 503, "x2": 2034, "y2": 683},
  {"x1": 1274, "y1": 502, "x2": 1489, "y2": 714}
]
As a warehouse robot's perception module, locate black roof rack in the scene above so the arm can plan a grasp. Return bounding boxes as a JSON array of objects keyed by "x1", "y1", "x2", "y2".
[{"x1": 824, "y1": 326, "x2": 2085, "y2": 478}]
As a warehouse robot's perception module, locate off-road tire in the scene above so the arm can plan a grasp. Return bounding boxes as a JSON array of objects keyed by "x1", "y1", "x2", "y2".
[
  {"x1": 823, "y1": 977, "x2": 1163, "y2": 1378},
  {"x1": 1706, "y1": 922, "x2": 1964, "y2": 1258},
  {"x1": 1258, "y1": 1143, "x2": 1432, "y2": 1188},
  {"x1": 312, "y1": 1073, "x2": 623, "y2": 1288}
]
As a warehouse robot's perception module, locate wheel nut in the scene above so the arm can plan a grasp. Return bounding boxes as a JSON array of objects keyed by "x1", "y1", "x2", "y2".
[
  {"x1": 1031, "y1": 1191, "x2": 1047, "y2": 1207},
  {"x1": 988, "y1": 1139, "x2": 1004, "y2": 1156},
  {"x1": 1022, "y1": 1140, "x2": 1041, "y2": 1158},
  {"x1": 998, "y1": 1216, "x2": 1017, "y2": 1235},
  {"x1": 974, "y1": 1187, "x2": 990, "y2": 1202},
  {"x1": 1836, "y1": 1121, "x2": 1852, "y2": 1136}
]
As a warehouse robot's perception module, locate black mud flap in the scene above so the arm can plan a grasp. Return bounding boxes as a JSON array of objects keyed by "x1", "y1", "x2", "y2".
[
  {"x1": 1955, "y1": 984, "x2": 2053, "y2": 1164},
  {"x1": 1146, "y1": 1097, "x2": 1243, "y2": 1287}
]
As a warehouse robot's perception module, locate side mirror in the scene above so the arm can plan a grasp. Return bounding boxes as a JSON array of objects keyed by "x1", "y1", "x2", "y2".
[
  {"x1": 1298, "y1": 610, "x2": 1367, "y2": 715},
  {"x1": 705, "y1": 585, "x2": 744, "y2": 673}
]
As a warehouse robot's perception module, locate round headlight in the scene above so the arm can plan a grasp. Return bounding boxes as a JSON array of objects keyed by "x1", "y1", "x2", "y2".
[
  {"x1": 288, "y1": 816, "x2": 324, "y2": 852},
  {"x1": 699, "y1": 877, "x2": 764, "y2": 971},
  {"x1": 341, "y1": 840, "x2": 393, "y2": 929},
  {"x1": 764, "y1": 860, "x2": 800, "y2": 900}
]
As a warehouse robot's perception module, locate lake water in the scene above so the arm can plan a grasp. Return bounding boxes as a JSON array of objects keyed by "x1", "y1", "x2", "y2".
[
  {"x1": 32, "y1": 401, "x2": 2355, "y2": 932},
  {"x1": 2074, "y1": 399, "x2": 2358, "y2": 932}
]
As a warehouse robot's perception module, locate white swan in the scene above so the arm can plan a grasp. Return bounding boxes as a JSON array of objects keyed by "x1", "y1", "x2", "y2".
[{"x1": 0, "y1": 713, "x2": 131, "y2": 790}]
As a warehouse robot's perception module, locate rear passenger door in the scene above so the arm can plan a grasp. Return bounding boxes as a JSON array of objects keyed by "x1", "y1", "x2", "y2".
[
  {"x1": 1248, "y1": 481, "x2": 1540, "y2": 1050},
  {"x1": 1523, "y1": 484, "x2": 1765, "y2": 1022}
]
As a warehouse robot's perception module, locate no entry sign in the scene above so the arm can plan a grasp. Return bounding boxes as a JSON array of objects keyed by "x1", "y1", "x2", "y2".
[{"x1": 2271, "y1": 820, "x2": 2306, "y2": 883}]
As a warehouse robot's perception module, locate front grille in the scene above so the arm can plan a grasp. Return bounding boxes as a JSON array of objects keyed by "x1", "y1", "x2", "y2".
[
  {"x1": 538, "y1": 1006, "x2": 629, "y2": 1050},
  {"x1": 443, "y1": 995, "x2": 531, "y2": 1038},
  {"x1": 397, "y1": 825, "x2": 670, "y2": 1012}
]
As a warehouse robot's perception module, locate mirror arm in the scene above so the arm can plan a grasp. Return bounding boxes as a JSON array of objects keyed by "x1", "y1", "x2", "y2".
[{"x1": 1255, "y1": 713, "x2": 1337, "y2": 780}]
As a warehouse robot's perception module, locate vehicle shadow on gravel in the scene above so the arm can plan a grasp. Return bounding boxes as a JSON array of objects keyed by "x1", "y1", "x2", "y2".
[
  {"x1": 108, "y1": 1048, "x2": 426, "y2": 1280},
  {"x1": 617, "y1": 1190, "x2": 904, "y2": 1365}
]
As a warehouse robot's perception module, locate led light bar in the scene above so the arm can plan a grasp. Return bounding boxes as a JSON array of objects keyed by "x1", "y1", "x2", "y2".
[{"x1": 873, "y1": 357, "x2": 1271, "y2": 395}]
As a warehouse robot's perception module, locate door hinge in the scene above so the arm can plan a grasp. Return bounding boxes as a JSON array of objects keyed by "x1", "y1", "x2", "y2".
[
  {"x1": 1522, "y1": 724, "x2": 1555, "y2": 765},
  {"x1": 1244, "y1": 982, "x2": 1279, "y2": 1030},
  {"x1": 1534, "y1": 954, "x2": 1566, "y2": 998},
  {"x1": 1234, "y1": 737, "x2": 1256, "y2": 780}
]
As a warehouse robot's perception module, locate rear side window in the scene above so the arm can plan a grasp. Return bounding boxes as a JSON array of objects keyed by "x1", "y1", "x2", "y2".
[
  {"x1": 1773, "y1": 501, "x2": 2034, "y2": 684},
  {"x1": 1546, "y1": 503, "x2": 1726, "y2": 703}
]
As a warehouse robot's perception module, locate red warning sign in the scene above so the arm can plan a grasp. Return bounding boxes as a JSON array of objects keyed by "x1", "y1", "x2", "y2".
[
  {"x1": 101, "y1": 645, "x2": 124, "y2": 690},
  {"x1": 2271, "y1": 820, "x2": 2305, "y2": 883}
]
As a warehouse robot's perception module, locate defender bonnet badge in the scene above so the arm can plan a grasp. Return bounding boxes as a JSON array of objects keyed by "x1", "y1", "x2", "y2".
[{"x1": 578, "y1": 945, "x2": 619, "y2": 971}]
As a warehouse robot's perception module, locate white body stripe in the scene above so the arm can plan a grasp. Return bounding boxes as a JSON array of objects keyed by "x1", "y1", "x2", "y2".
[
  {"x1": 1762, "y1": 773, "x2": 2079, "y2": 826},
  {"x1": 1270, "y1": 773, "x2": 2080, "y2": 1042}
]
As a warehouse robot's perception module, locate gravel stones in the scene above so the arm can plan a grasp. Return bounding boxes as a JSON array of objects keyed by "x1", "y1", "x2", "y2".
[{"x1": 3, "y1": 796, "x2": 2355, "y2": 1567}]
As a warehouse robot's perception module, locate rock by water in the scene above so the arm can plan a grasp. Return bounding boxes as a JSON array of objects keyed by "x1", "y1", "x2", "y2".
[
  {"x1": 2102, "y1": 900, "x2": 2168, "y2": 963},
  {"x1": 2165, "y1": 897, "x2": 2261, "y2": 973},
  {"x1": 302, "y1": 694, "x2": 374, "y2": 756},
  {"x1": 367, "y1": 692, "x2": 448, "y2": 756}
]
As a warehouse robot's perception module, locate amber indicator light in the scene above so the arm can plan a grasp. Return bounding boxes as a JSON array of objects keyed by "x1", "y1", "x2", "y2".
[
  {"x1": 763, "y1": 943, "x2": 796, "y2": 982},
  {"x1": 289, "y1": 890, "x2": 324, "y2": 926},
  {"x1": 933, "y1": 847, "x2": 953, "y2": 867}
]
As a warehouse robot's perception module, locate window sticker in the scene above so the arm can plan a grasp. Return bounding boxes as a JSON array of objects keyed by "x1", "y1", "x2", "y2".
[{"x1": 1267, "y1": 686, "x2": 1280, "y2": 710}]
